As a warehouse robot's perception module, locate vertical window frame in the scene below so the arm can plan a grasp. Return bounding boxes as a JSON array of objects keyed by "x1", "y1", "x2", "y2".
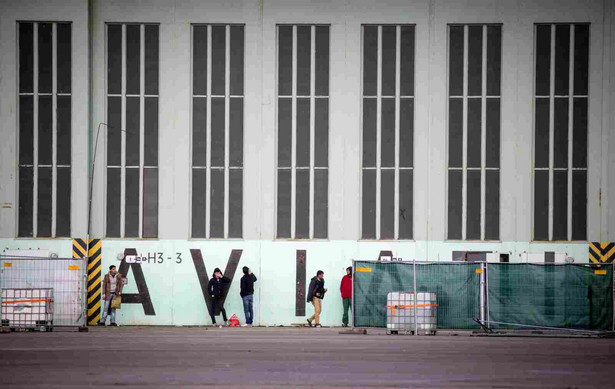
[
  {"x1": 446, "y1": 23, "x2": 502, "y2": 241},
  {"x1": 532, "y1": 23, "x2": 589, "y2": 241},
  {"x1": 105, "y1": 23, "x2": 159, "y2": 239},
  {"x1": 190, "y1": 24, "x2": 245, "y2": 239},
  {"x1": 275, "y1": 24, "x2": 330, "y2": 240},
  {"x1": 360, "y1": 24, "x2": 415, "y2": 241},
  {"x1": 17, "y1": 21, "x2": 72, "y2": 238}
]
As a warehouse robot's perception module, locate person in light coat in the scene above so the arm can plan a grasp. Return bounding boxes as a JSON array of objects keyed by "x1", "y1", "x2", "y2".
[{"x1": 98, "y1": 265, "x2": 123, "y2": 326}]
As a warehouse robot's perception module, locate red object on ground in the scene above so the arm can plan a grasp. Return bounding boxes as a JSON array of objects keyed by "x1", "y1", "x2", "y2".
[{"x1": 228, "y1": 313, "x2": 240, "y2": 327}]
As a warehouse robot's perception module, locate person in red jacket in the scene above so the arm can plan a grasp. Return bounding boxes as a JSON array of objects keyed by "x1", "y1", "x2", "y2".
[{"x1": 340, "y1": 266, "x2": 353, "y2": 327}]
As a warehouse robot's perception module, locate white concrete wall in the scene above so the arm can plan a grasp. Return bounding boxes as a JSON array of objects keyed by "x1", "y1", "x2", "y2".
[
  {"x1": 87, "y1": 0, "x2": 615, "y2": 245},
  {"x1": 1, "y1": 0, "x2": 613, "y2": 244}
]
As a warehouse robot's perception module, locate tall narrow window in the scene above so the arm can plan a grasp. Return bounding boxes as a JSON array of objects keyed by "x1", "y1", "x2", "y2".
[
  {"x1": 447, "y1": 24, "x2": 501, "y2": 241},
  {"x1": 276, "y1": 25, "x2": 329, "y2": 239},
  {"x1": 18, "y1": 22, "x2": 72, "y2": 238},
  {"x1": 361, "y1": 25, "x2": 415, "y2": 240},
  {"x1": 191, "y1": 24, "x2": 244, "y2": 239},
  {"x1": 106, "y1": 24, "x2": 159, "y2": 238},
  {"x1": 533, "y1": 24, "x2": 589, "y2": 241}
]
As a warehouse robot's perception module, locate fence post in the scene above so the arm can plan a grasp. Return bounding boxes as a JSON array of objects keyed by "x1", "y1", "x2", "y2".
[
  {"x1": 0, "y1": 259, "x2": 3, "y2": 325},
  {"x1": 480, "y1": 262, "x2": 486, "y2": 325},
  {"x1": 485, "y1": 262, "x2": 490, "y2": 328},
  {"x1": 351, "y1": 260, "x2": 355, "y2": 329},
  {"x1": 413, "y1": 259, "x2": 418, "y2": 336},
  {"x1": 82, "y1": 258, "x2": 88, "y2": 329}
]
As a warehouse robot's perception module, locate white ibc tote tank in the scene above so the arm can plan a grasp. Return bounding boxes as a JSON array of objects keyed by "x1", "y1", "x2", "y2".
[{"x1": 386, "y1": 291, "x2": 437, "y2": 335}]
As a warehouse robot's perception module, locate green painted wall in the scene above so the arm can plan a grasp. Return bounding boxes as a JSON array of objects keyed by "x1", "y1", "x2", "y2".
[{"x1": 0, "y1": 239, "x2": 593, "y2": 326}]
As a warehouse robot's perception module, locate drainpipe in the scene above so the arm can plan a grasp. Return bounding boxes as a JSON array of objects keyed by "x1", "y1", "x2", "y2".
[{"x1": 86, "y1": 0, "x2": 94, "y2": 259}]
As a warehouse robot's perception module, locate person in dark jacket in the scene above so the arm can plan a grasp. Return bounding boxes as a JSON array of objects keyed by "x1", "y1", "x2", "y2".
[
  {"x1": 208, "y1": 268, "x2": 230, "y2": 326},
  {"x1": 240, "y1": 266, "x2": 257, "y2": 326},
  {"x1": 340, "y1": 266, "x2": 353, "y2": 327},
  {"x1": 306, "y1": 270, "x2": 327, "y2": 327}
]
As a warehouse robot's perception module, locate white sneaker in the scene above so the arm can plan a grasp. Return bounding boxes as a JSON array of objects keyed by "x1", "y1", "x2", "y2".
[{"x1": 241, "y1": 323, "x2": 249, "y2": 327}]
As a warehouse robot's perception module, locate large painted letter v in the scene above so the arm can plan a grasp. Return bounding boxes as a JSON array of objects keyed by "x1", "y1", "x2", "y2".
[{"x1": 190, "y1": 249, "x2": 243, "y2": 318}]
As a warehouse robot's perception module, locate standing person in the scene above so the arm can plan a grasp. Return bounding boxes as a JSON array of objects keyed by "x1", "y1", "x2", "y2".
[
  {"x1": 340, "y1": 266, "x2": 353, "y2": 327},
  {"x1": 208, "y1": 268, "x2": 230, "y2": 327},
  {"x1": 98, "y1": 265, "x2": 123, "y2": 326},
  {"x1": 307, "y1": 270, "x2": 327, "y2": 327},
  {"x1": 240, "y1": 266, "x2": 257, "y2": 326}
]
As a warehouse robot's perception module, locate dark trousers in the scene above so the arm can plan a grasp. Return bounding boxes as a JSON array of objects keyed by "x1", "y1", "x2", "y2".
[
  {"x1": 342, "y1": 298, "x2": 352, "y2": 326},
  {"x1": 210, "y1": 297, "x2": 227, "y2": 324}
]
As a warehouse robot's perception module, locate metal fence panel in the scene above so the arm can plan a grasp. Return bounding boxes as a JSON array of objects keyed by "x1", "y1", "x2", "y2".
[
  {"x1": 353, "y1": 261, "x2": 480, "y2": 329},
  {"x1": 0, "y1": 256, "x2": 87, "y2": 329},
  {"x1": 487, "y1": 263, "x2": 613, "y2": 331},
  {"x1": 353, "y1": 260, "x2": 414, "y2": 328},
  {"x1": 353, "y1": 261, "x2": 614, "y2": 333},
  {"x1": 415, "y1": 263, "x2": 481, "y2": 329}
]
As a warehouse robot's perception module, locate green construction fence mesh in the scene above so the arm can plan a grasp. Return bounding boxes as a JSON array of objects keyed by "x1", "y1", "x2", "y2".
[
  {"x1": 488, "y1": 263, "x2": 613, "y2": 330},
  {"x1": 353, "y1": 261, "x2": 614, "y2": 331},
  {"x1": 353, "y1": 261, "x2": 481, "y2": 329}
]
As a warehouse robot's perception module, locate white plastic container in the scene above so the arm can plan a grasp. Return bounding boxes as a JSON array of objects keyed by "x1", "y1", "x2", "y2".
[
  {"x1": 386, "y1": 291, "x2": 437, "y2": 335},
  {"x1": 1, "y1": 288, "x2": 53, "y2": 331}
]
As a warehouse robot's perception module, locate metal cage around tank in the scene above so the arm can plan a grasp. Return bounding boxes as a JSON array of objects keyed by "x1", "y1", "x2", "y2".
[{"x1": 0, "y1": 255, "x2": 88, "y2": 331}]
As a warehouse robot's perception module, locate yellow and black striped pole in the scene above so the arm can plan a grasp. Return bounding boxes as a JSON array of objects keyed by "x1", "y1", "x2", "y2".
[
  {"x1": 87, "y1": 239, "x2": 102, "y2": 324},
  {"x1": 74, "y1": 238, "x2": 103, "y2": 324}
]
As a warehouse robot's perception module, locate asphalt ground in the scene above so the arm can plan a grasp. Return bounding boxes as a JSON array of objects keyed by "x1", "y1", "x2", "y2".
[{"x1": 0, "y1": 326, "x2": 614, "y2": 388}]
